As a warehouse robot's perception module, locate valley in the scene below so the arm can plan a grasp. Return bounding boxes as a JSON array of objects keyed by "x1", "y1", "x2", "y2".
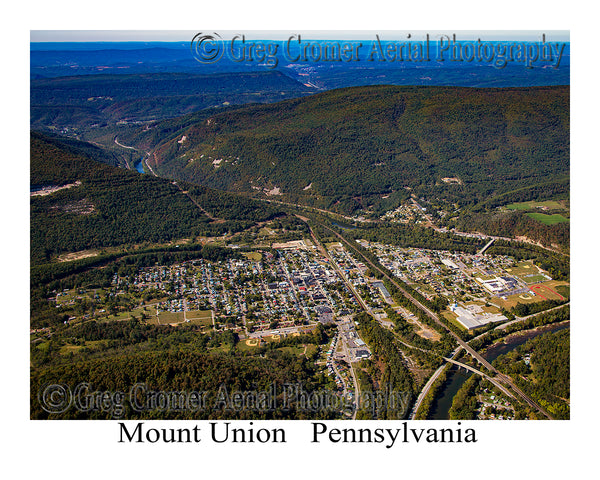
[{"x1": 30, "y1": 41, "x2": 570, "y2": 421}]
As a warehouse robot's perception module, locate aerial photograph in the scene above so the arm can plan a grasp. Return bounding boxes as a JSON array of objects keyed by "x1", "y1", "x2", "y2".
[{"x1": 30, "y1": 30, "x2": 570, "y2": 422}]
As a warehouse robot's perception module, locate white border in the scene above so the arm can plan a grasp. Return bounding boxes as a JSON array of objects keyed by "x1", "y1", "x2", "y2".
[{"x1": 6, "y1": 1, "x2": 598, "y2": 478}]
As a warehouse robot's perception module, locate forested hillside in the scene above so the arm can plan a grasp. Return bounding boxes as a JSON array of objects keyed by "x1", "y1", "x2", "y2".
[
  {"x1": 147, "y1": 85, "x2": 569, "y2": 214},
  {"x1": 30, "y1": 131, "x2": 281, "y2": 264}
]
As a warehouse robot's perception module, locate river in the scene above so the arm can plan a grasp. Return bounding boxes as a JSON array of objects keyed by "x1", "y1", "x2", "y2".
[
  {"x1": 428, "y1": 322, "x2": 570, "y2": 419},
  {"x1": 133, "y1": 157, "x2": 145, "y2": 174}
]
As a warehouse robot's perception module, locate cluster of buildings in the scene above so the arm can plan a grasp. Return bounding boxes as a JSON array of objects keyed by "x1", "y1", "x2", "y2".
[
  {"x1": 109, "y1": 241, "x2": 383, "y2": 340},
  {"x1": 476, "y1": 275, "x2": 525, "y2": 296},
  {"x1": 476, "y1": 390, "x2": 516, "y2": 420},
  {"x1": 359, "y1": 240, "x2": 554, "y2": 330},
  {"x1": 379, "y1": 200, "x2": 430, "y2": 224}
]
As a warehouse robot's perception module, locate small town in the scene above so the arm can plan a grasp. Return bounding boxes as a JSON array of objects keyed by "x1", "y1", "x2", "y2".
[{"x1": 47, "y1": 236, "x2": 569, "y2": 411}]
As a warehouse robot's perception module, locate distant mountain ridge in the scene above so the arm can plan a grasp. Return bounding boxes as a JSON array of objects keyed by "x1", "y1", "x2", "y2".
[{"x1": 30, "y1": 71, "x2": 316, "y2": 130}]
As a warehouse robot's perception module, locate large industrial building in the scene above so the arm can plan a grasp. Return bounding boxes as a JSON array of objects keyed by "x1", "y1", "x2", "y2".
[{"x1": 449, "y1": 302, "x2": 508, "y2": 330}]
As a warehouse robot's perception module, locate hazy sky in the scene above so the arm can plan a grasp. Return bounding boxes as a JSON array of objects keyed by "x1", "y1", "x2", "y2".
[{"x1": 31, "y1": 30, "x2": 570, "y2": 43}]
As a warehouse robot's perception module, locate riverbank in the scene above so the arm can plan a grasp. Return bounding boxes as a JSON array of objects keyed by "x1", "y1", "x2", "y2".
[{"x1": 428, "y1": 320, "x2": 569, "y2": 419}]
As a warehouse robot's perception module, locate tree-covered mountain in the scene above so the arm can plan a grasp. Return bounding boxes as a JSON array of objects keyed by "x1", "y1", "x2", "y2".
[
  {"x1": 145, "y1": 85, "x2": 568, "y2": 214},
  {"x1": 30, "y1": 131, "x2": 282, "y2": 264}
]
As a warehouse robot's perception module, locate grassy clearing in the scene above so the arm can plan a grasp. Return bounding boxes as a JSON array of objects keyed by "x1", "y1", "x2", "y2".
[
  {"x1": 210, "y1": 343, "x2": 233, "y2": 353},
  {"x1": 55, "y1": 289, "x2": 101, "y2": 305},
  {"x1": 236, "y1": 341, "x2": 255, "y2": 352},
  {"x1": 506, "y1": 200, "x2": 567, "y2": 211},
  {"x1": 156, "y1": 311, "x2": 185, "y2": 325},
  {"x1": 479, "y1": 304, "x2": 503, "y2": 314},
  {"x1": 263, "y1": 335, "x2": 282, "y2": 342},
  {"x1": 554, "y1": 284, "x2": 570, "y2": 299},
  {"x1": 186, "y1": 310, "x2": 213, "y2": 327},
  {"x1": 441, "y1": 310, "x2": 468, "y2": 332},
  {"x1": 186, "y1": 309, "x2": 212, "y2": 320},
  {"x1": 242, "y1": 251, "x2": 263, "y2": 261},
  {"x1": 102, "y1": 307, "x2": 148, "y2": 322},
  {"x1": 57, "y1": 249, "x2": 100, "y2": 263},
  {"x1": 258, "y1": 227, "x2": 275, "y2": 236},
  {"x1": 277, "y1": 345, "x2": 306, "y2": 356},
  {"x1": 521, "y1": 274, "x2": 548, "y2": 284},
  {"x1": 59, "y1": 344, "x2": 83, "y2": 355},
  {"x1": 58, "y1": 340, "x2": 107, "y2": 355},
  {"x1": 526, "y1": 212, "x2": 569, "y2": 225},
  {"x1": 530, "y1": 283, "x2": 565, "y2": 301}
]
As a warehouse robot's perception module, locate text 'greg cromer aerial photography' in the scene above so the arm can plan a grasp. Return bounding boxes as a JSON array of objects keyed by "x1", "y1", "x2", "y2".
[{"x1": 30, "y1": 30, "x2": 570, "y2": 423}]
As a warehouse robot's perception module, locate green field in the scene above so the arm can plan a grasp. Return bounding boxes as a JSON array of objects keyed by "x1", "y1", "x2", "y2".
[
  {"x1": 503, "y1": 200, "x2": 569, "y2": 225},
  {"x1": 242, "y1": 251, "x2": 263, "y2": 261},
  {"x1": 554, "y1": 284, "x2": 570, "y2": 299},
  {"x1": 186, "y1": 310, "x2": 213, "y2": 327},
  {"x1": 103, "y1": 306, "x2": 149, "y2": 323},
  {"x1": 525, "y1": 213, "x2": 569, "y2": 225},
  {"x1": 505, "y1": 261, "x2": 538, "y2": 277},
  {"x1": 155, "y1": 311, "x2": 185, "y2": 325},
  {"x1": 236, "y1": 339, "x2": 261, "y2": 351},
  {"x1": 521, "y1": 274, "x2": 548, "y2": 284},
  {"x1": 506, "y1": 200, "x2": 567, "y2": 211}
]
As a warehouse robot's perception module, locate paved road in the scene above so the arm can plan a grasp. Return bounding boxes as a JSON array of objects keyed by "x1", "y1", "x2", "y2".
[
  {"x1": 307, "y1": 225, "x2": 364, "y2": 418},
  {"x1": 114, "y1": 136, "x2": 136, "y2": 150},
  {"x1": 312, "y1": 220, "x2": 554, "y2": 419},
  {"x1": 409, "y1": 346, "x2": 461, "y2": 419},
  {"x1": 262, "y1": 197, "x2": 567, "y2": 256}
]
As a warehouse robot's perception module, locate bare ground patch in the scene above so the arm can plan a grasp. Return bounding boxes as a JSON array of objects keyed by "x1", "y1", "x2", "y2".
[{"x1": 57, "y1": 249, "x2": 100, "y2": 262}]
